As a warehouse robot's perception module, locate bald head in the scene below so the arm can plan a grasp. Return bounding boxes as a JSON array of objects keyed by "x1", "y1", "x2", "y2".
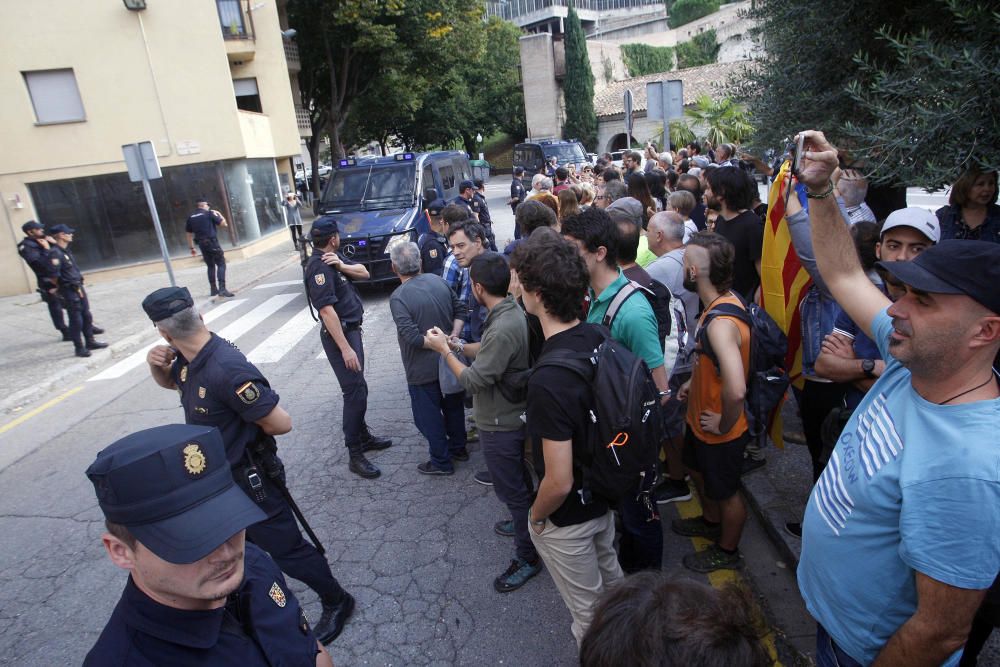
[{"x1": 647, "y1": 211, "x2": 686, "y2": 256}]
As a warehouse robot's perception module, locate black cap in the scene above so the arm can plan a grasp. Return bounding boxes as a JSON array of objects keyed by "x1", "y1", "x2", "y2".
[
  {"x1": 458, "y1": 179, "x2": 475, "y2": 192},
  {"x1": 86, "y1": 424, "x2": 266, "y2": 564},
  {"x1": 47, "y1": 224, "x2": 75, "y2": 235},
  {"x1": 21, "y1": 220, "x2": 44, "y2": 233},
  {"x1": 142, "y1": 286, "x2": 194, "y2": 322},
  {"x1": 877, "y1": 240, "x2": 1000, "y2": 315},
  {"x1": 427, "y1": 198, "x2": 447, "y2": 216},
  {"x1": 513, "y1": 166, "x2": 524, "y2": 176},
  {"x1": 310, "y1": 216, "x2": 339, "y2": 238}
]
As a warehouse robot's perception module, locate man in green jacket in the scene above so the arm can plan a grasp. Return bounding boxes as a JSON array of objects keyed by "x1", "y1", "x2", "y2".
[{"x1": 427, "y1": 252, "x2": 542, "y2": 593}]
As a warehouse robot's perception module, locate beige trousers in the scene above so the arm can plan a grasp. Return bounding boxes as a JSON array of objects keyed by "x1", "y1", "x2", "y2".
[{"x1": 529, "y1": 509, "x2": 624, "y2": 645}]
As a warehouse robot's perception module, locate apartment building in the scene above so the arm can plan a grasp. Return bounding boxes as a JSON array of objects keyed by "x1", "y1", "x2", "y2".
[{"x1": 0, "y1": 0, "x2": 310, "y2": 296}]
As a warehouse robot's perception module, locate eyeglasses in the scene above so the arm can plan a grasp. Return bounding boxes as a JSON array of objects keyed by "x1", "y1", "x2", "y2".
[{"x1": 595, "y1": 195, "x2": 607, "y2": 201}]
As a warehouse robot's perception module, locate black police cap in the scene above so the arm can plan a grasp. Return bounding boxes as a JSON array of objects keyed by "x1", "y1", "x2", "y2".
[
  {"x1": 142, "y1": 286, "x2": 194, "y2": 322},
  {"x1": 21, "y1": 220, "x2": 44, "y2": 233},
  {"x1": 310, "y1": 216, "x2": 339, "y2": 238},
  {"x1": 86, "y1": 424, "x2": 266, "y2": 564}
]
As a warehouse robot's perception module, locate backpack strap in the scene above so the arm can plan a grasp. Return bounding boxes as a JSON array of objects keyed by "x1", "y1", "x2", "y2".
[
  {"x1": 602, "y1": 280, "x2": 647, "y2": 331},
  {"x1": 697, "y1": 301, "x2": 750, "y2": 370}
]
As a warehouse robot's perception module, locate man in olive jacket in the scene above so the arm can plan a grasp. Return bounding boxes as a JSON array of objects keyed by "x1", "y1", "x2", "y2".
[{"x1": 427, "y1": 252, "x2": 542, "y2": 594}]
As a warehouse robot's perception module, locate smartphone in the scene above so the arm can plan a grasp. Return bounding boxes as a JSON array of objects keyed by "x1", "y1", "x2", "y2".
[{"x1": 791, "y1": 134, "x2": 805, "y2": 174}]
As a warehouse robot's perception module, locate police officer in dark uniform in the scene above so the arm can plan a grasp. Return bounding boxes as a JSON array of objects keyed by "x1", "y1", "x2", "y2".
[
  {"x1": 451, "y1": 180, "x2": 481, "y2": 223},
  {"x1": 186, "y1": 199, "x2": 234, "y2": 297},
  {"x1": 304, "y1": 217, "x2": 392, "y2": 479},
  {"x1": 509, "y1": 167, "x2": 527, "y2": 238},
  {"x1": 16, "y1": 220, "x2": 69, "y2": 340},
  {"x1": 418, "y1": 198, "x2": 450, "y2": 276},
  {"x1": 142, "y1": 286, "x2": 354, "y2": 643},
  {"x1": 84, "y1": 423, "x2": 334, "y2": 666},
  {"x1": 45, "y1": 224, "x2": 108, "y2": 358},
  {"x1": 472, "y1": 178, "x2": 497, "y2": 251}
]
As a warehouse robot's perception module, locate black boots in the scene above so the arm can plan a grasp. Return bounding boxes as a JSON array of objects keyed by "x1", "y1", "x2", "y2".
[
  {"x1": 313, "y1": 592, "x2": 355, "y2": 644},
  {"x1": 360, "y1": 427, "x2": 392, "y2": 453},
  {"x1": 211, "y1": 285, "x2": 234, "y2": 297},
  {"x1": 86, "y1": 339, "x2": 108, "y2": 350},
  {"x1": 348, "y1": 450, "x2": 380, "y2": 479}
]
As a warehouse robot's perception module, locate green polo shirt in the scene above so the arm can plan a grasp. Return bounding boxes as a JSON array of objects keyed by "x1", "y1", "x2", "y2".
[{"x1": 587, "y1": 269, "x2": 664, "y2": 370}]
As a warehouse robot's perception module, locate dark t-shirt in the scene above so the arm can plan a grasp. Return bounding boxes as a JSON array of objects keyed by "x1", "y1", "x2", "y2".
[
  {"x1": 714, "y1": 209, "x2": 764, "y2": 301},
  {"x1": 527, "y1": 322, "x2": 609, "y2": 527},
  {"x1": 185, "y1": 210, "x2": 222, "y2": 242}
]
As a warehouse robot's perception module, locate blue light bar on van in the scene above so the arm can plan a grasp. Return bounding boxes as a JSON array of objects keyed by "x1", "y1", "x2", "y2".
[
  {"x1": 338, "y1": 158, "x2": 356, "y2": 167},
  {"x1": 394, "y1": 153, "x2": 415, "y2": 161}
]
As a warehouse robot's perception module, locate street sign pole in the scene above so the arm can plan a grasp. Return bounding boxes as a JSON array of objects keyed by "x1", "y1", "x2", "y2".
[
  {"x1": 122, "y1": 141, "x2": 175, "y2": 286},
  {"x1": 624, "y1": 89, "x2": 634, "y2": 149}
]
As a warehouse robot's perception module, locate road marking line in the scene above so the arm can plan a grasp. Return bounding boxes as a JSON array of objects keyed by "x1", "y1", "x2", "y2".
[
  {"x1": 216, "y1": 293, "x2": 299, "y2": 341},
  {"x1": 88, "y1": 299, "x2": 248, "y2": 382},
  {"x1": 0, "y1": 386, "x2": 84, "y2": 434},
  {"x1": 246, "y1": 307, "x2": 316, "y2": 364},
  {"x1": 253, "y1": 280, "x2": 303, "y2": 290}
]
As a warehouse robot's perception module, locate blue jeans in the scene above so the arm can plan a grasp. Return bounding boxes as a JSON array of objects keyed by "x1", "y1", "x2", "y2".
[
  {"x1": 816, "y1": 625, "x2": 863, "y2": 667},
  {"x1": 408, "y1": 381, "x2": 466, "y2": 471},
  {"x1": 480, "y1": 428, "x2": 537, "y2": 562}
]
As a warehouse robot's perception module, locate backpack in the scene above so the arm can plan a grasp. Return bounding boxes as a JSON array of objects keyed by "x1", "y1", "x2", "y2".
[
  {"x1": 534, "y1": 330, "x2": 662, "y2": 505},
  {"x1": 697, "y1": 295, "x2": 789, "y2": 446},
  {"x1": 604, "y1": 279, "x2": 672, "y2": 348}
]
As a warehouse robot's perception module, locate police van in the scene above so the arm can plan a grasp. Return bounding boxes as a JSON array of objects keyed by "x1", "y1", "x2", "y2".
[
  {"x1": 512, "y1": 139, "x2": 590, "y2": 178},
  {"x1": 316, "y1": 151, "x2": 472, "y2": 283}
]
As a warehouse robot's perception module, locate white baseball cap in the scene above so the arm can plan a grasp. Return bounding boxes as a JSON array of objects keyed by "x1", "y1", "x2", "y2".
[{"x1": 880, "y1": 207, "x2": 940, "y2": 244}]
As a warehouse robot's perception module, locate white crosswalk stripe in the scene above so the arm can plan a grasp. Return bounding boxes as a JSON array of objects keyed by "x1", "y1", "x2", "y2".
[
  {"x1": 246, "y1": 307, "x2": 317, "y2": 364},
  {"x1": 215, "y1": 293, "x2": 299, "y2": 341},
  {"x1": 88, "y1": 299, "x2": 249, "y2": 382},
  {"x1": 253, "y1": 280, "x2": 303, "y2": 290}
]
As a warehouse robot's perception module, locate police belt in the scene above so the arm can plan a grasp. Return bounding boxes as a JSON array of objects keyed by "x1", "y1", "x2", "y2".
[{"x1": 321, "y1": 320, "x2": 361, "y2": 334}]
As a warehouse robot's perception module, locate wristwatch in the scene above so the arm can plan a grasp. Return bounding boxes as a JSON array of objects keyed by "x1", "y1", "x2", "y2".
[
  {"x1": 861, "y1": 358, "x2": 877, "y2": 379},
  {"x1": 529, "y1": 511, "x2": 545, "y2": 527}
]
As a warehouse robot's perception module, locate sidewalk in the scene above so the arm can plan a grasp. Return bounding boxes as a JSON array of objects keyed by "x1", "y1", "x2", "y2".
[{"x1": 0, "y1": 230, "x2": 303, "y2": 416}]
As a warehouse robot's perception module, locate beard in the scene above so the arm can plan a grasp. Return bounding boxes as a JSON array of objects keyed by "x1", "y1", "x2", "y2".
[{"x1": 682, "y1": 276, "x2": 698, "y2": 292}]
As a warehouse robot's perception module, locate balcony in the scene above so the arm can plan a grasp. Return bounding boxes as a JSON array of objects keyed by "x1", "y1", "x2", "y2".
[
  {"x1": 284, "y1": 41, "x2": 301, "y2": 72},
  {"x1": 218, "y1": 0, "x2": 256, "y2": 61},
  {"x1": 295, "y1": 105, "x2": 312, "y2": 138}
]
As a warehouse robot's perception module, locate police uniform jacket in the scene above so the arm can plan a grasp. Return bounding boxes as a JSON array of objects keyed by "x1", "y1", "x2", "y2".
[
  {"x1": 83, "y1": 544, "x2": 319, "y2": 666},
  {"x1": 171, "y1": 333, "x2": 278, "y2": 470},
  {"x1": 304, "y1": 248, "x2": 365, "y2": 327},
  {"x1": 46, "y1": 245, "x2": 85, "y2": 288},
  {"x1": 417, "y1": 232, "x2": 448, "y2": 276},
  {"x1": 186, "y1": 210, "x2": 224, "y2": 243},
  {"x1": 17, "y1": 238, "x2": 57, "y2": 289},
  {"x1": 450, "y1": 195, "x2": 480, "y2": 219},
  {"x1": 472, "y1": 192, "x2": 492, "y2": 227},
  {"x1": 510, "y1": 177, "x2": 526, "y2": 210}
]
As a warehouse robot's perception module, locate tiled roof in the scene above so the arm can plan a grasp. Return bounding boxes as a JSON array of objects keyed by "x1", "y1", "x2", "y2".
[{"x1": 594, "y1": 60, "x2": 747, "y2": 118}]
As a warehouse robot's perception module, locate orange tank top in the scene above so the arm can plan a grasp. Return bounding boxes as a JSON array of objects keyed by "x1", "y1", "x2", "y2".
[{"x1": 686, "y1": 292, "x2": 752, "y2": 444}]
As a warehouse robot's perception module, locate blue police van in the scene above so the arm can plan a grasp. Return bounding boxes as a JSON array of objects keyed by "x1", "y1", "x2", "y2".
[{"x1": 316, "y1": 151, "x2": 472, "y2": 283}]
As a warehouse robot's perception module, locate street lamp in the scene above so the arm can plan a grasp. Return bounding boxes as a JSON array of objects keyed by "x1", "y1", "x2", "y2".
[{"x1": 476, "y1": 132, "x2": 483, "y2": 161}]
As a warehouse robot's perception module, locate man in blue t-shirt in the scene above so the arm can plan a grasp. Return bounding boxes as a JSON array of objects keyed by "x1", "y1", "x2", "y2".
[{"x1": 795, "y1": 130, "x2": 1000, "y2": 667}]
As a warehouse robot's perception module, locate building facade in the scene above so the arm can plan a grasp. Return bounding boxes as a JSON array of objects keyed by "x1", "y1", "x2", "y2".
[{"x1": 0, "y1": 0, "x2": 308, "y2": 296}]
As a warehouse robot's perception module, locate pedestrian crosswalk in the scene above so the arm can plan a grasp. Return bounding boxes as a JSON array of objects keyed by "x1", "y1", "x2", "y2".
[{"x1": 88, "y1": 293, "x2": 324, "y2": 382}]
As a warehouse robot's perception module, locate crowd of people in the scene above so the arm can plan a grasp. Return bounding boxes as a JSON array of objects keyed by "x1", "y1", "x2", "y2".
[{"x1": 70, "y1": 129, "x2": 1000, "y2": 666}]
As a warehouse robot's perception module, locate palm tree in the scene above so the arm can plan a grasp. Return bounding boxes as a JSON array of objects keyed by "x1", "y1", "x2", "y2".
[{"x1": 682, "y1": 95, "x2": 753, "y2": 145}]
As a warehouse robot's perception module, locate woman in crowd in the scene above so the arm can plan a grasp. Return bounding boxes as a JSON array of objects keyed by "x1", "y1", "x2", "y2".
[{"x1": 936, "y1": 168, "x2": 1000, "y2": 243}]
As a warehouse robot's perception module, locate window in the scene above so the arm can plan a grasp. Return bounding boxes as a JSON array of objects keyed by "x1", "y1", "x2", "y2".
[
  {"x1": 217, "y1": 0, "x2": 248, "y2": 38},
  {"x1": 23, "y1": 69, "x2": 85, "y2": 124},
  {"x1": 452, "y1": 158, "x2": 470, "y2": 183},
  {"x1": 439, "y1": 165, "x2": 455, "y2": 190},
  {"x1": 233, "y1": 78, "x2": 262, "y2": 113},
  {"x1": 422, "y1": 164, "x2": 435, "y2": 198}
]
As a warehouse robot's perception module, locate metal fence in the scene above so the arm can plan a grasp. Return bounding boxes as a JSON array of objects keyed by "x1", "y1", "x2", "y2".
[{"x1": 486, "y1": 0, "x2": 663, "y2": 21}]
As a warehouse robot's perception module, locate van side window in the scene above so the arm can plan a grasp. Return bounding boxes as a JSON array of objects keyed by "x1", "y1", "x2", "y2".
[
  {"x1": 422, "y1": 164, "x2": 435, "y2": 195},
  {"x1": 440, "y1": 165, "x2": 455, "y2": 190},
  {"x1": 452, "y1": 158, "x2": 469, "y2": 182}
]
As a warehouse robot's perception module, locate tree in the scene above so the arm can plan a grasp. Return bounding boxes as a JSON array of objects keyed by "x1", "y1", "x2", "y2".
[
  {"x1": 562, "y1": 3, "x2": 597, "y2": 149},
  {"x1": 682, "y1": 95, "x2": 753, "y2": 145},
  {"x1": 675, "y1": 30, "x2": 718, "y2": 69},
  {"x1": 668, "y1": 0, "x2": 720, "y2": 29},
  {"x1": 621, "y1": 44, "x2": 675, "y2": 77}
]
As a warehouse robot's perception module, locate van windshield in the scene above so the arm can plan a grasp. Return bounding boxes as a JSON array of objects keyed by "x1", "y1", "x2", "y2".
[
  {"x1": 321, "y1": 163, "x2": 416, "y2": 211},
  {"x1": 543, "y1": 143, "x2": 587, "y2": 164}
]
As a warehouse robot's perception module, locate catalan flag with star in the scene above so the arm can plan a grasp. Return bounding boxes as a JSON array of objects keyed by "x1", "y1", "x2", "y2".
[{"x1": 760, "y1": 160, "x2": 811, "y2": 448}]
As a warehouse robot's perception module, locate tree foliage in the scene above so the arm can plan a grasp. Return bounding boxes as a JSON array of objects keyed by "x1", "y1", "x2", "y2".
[
  {"x1": 621, "y1": 44, "x2": 675, "y2": 77},
  {"x1": 738, "y1": 0, "x2": 995, "y2": 186},
  {"x1": 562, "y1": 4, "x2": 597, "y2": 150},
  {"x1": 668, "y1": 0, "x2": 720, "y2": 29},
  {"x1": 675, "y1": 30, "x2": 719, "y2": 69},
  {"x1": 682, "y1": 95, "x2": 753, "y2": 145}
]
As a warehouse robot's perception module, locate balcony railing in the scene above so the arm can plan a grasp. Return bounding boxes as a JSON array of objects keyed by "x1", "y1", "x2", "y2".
[
  {"x1": 295, "y1": 106, "x2": 311, "y2": 131},
  {"x1": 218, "y1": 0, "x2": 255, "y2": 40},
  {"x1": 486, "y1": 0, "x2": 662, "y2": 21},
  {"x1": 284, "y1": 41, "x2": 300, "y2": 67}
]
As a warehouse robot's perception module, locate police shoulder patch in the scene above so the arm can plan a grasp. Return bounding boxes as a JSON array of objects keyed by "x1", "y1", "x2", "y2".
[
  {"x1": 269, "y1": 582, "x2": 287, "y2": 607},
  {"x1": 314, "y1": 273, "x2": 326, "y2": 286},
  {"x1": 236, "y1": 381, "x2": 260, "y2": 404},
  {"x1": 51, "y1": 258, "x2": 60, "y2": 265},
  {"x1": 429, "y1": 249, "x2": 438, "y2": 258}
]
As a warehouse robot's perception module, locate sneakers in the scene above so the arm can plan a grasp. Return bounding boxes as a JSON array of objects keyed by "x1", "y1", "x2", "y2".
[
  {"x1": 682, "y1": 544, "x2": 743, "y2": 573},
  {"x1": 784, "y1": 522, "x2": 802, "y2": 538},
  {"x1": 493, "y1": 557, "x2": 542, "y2": 593},
  {"x1": 473, "y1": 470, "x2": 493, "y2": 486},
  {"x1": 654, "y1": 478, "x2": 692, "y2": 505},
  {"x1": 466, "y1": 425, "x2": 480, "y2": 443},
  {"x1": 451, "y1": 448, "x2": 470, "y2": 462},
  {"x1": 494, "y1": 519, "x2": 514, "y2": 537},
  {"x1": 417, "y1": 461, "x2": 454, "y2": 476},
  {"x1": 741, "y1": 454, "x2": 767, "y2": 475},
  {"x1": 671, "y1": 516, "x2": 722, "y2": 540}
]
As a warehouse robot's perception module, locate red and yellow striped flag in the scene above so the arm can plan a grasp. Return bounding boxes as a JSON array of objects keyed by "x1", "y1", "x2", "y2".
[{"x1": 760, "y1": 161, "x2": 812, "y2": 448}]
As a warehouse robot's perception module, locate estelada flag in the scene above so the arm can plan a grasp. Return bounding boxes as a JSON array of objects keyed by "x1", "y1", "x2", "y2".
[{"x1": 760, "y1": 160, "x2": 811, "y2": 448}]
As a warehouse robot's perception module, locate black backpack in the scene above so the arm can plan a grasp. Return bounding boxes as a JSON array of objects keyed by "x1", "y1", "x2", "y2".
[
  {"x1": 604, "y1": 279, "x2": 672, "y2": 348},
  {"x1": 697, "y1": 295, "x2": 789, "y2": 446},
  {"x1": 533, "y1": 329, "x2": 662, "y2": 505}
]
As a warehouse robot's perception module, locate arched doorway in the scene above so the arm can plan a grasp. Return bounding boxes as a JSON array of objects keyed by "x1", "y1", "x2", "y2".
[{"x1": 607, "y1": 134, "x2": 639, "y2": 152}]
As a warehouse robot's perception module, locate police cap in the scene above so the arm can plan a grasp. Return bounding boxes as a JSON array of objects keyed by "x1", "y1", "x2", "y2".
[
  {"x1": 427, "y1": 199, "x2": 447, "y2": 216},
  {"x1": 86, "y1": 424, "x2": 266, "y2": 564},
  {"x1": 142, "y1": 286, "x2": 194, "y2": 322},
  {"x1": 458, "y1": 179, "x2": 475, "y2": 193},
  {"x1": 21, "y1": 220, "x2": 44, "y2": 233},
  {"x1": 47, "y1": 224, "x2": 76, "y2": 235},
  {"x1": 310, "y1": 216, "x2": 339, "y2": 239}
]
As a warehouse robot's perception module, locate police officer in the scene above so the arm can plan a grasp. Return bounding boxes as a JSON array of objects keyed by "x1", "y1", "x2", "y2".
[
  {"x1": 45, "y1": 224, "x2": 107, "y2": 358},
  {"x1": 186, "y1": 199, "x2": 234, "y2": 297},
  {"x1": 84, "y1": 424, "x2": 334, "y2": 666},
  {"x1": 509, "y1": 167, "x2": 527, "y2": 238},
  {"x1": 16, "y1": 220, "x2": 70, "y2": 340},
  {"x1": 472, "y1": 178, "x2": 497, "y2": 251},
  {"x1": 304, "y1": 217, "x2": 392, "y2": 479},
  {"x1": 418, "y1": 198, "x2": 450, "y2": 276},
  {"x1": 451, "y1": 180, "x2": 481, "y2": 223},
  {"x1": 142, "y1": 286, "x2": 354, "y2": 643}
]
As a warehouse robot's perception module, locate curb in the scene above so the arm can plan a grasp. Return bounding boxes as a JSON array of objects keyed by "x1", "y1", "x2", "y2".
[
  {"x1": 740, "y1": 466, "x2": 802, "y2": 571},
  {"x1": 0, "y1": 253, "x2": 300, "y2": 416}
]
